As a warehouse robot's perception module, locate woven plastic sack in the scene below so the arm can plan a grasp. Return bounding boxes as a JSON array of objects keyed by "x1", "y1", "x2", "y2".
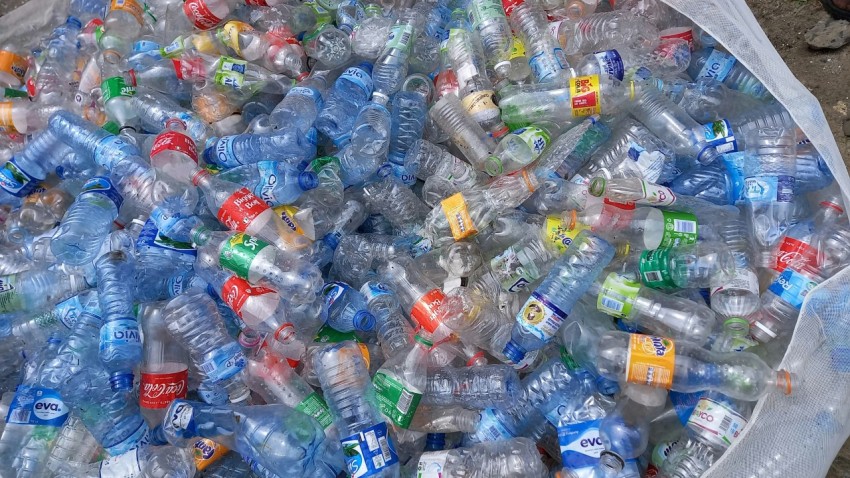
[
  {"x1": 661, "y1": 1, "x2": 850, "y2": 477},
  {"x1": 2, "y1": 0, "x2": 850, "y2": 476}
]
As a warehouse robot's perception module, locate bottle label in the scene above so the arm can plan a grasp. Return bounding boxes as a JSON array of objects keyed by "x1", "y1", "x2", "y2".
[
  {"x1": 272, "y1": 205, "x2": 306, "y2": 236},
  {"x1": 0, "y1": 274, "x2": 22, "y2": 314},
  {"x1": 372, "y1": 372, "x2": 422, "y2": 428},
  {"x1": 410, "y1": 288, "x2": 446, "y2": 333},
  {"x1": 216, "y1": 21, "x2": 253, "y2": 55},
  {"x1": 695, "y1": 120, "x2": 738, "y2": 154},
  {"x1": 469, "y1": 408, "x2": 514, "y2": 442},
  {"x1": 6, "y1": 386, "x2": 68, "y2": 427},
  {"x1": 416, "y1": 450, "x2": 450, "y2": 478},
  {"x1": 627, "y1": 143, "x2": 666, "y2": 184},
  {"x1": 322, "y1": 281, "x2": 349, "y2": 308},
  {"x1": 490, "y1": 245, "x2": 541, "y2": 292},
  {"x1": 687, "y1": 397, "x2": 748, "y2": 447},
  {"x1": 253, "y1": 161, "x2": 284, "y2": 206},
  {"x1": 0, "y1": 158, "x2": 40, "y2": 197},
  {"x1": 509, "y1": 36, "x2": 526, "y2": 59},
  {"x1": 461, "y1": 90, "x2": 500, "y2": 124},
  {"x1": 696, "y1": 49, "x2": 736, "y2": 82},
  {"x1": 659, "y1": 210, "x2": 698, "y2": 247},
  {"x1": 359, "y1": 281, "x2": 393, "y2": 302},
  {"x1": 219, "y1": 232, "x2": 270, "y2": 279},
  {"x1": 514, "y1": 126, "x2": 551, "y2": 158},
  {"x1": 569, "y1": 75, "x2": 601, "y2": 117},
  {"x1": 98, "y1": 448, "x2": 143, "y2": 477},
  {"x1": 110, "y1": 0, "x2": 144, "y2": 24},
  {"x1": 199, "y1": 341, "x2": 247, "y2": 382},
  {"x1": 101, "y1": 76, "x2": 136, "y2": 103},
  {"x1": 340, "y1": 422, "x2": 399, "y2": 478},
  {"x1": 593, "y1": 50, "x2": 624, "y2": 81},
  {"x1": 341, "y1": 66, "x2": 374, "y2": 97},
  {"x1": 638, "y1": 249, "x2": 676, "y2": 289},
  {"x1": 193, "y1": 438, "x2": 229, "y2": 471},
  {"x1": 150, "y1": 130, "x2": 198, "y2": 164},
  {"x1": 515, "y1": 291, "x2": 569, "y2": 342},
  {"x1": 217, "y1": 187, "x2": 270, "y2": 232},
  {"x1": 183, "y1": 0, "x2": 224, "y2": 30},
  {"x1": 710, "y1": 268, "x2": 759, "y2": 298},
  {"x1": 80, "y1": 176, "x2": 124, "y2": 210},
  {"x1": 768, "y1": 268, "x2": 818, "y2": 310},
  {"x1": 221, "y1": 276, "x2": 276, "y2": 318},
  {"x1": 558, "y1": 419, "x2": 605, "y2": 472},
  {"x1": 635, "y1": 181, "x2": 677, "y2": 206},
  {"x1": 386, "y1": 24, "x2": 414, "y2": 52},
  {"x1": 140, "y1": 369, "x2": 188, "y2": 409},
  {"x1": 53, "y1": 295, "x2": 87, "y2": 329},
  {"x1": 529, "y1": 48, "x2": 567, "y2": 83},
  {"x1": 469, "y1": 0, "x2": 506, "y2": 27},
  {"x1": 597, "y1": 272, "x2": 641, "y2": 318},
  {"x1": 0, "y1": 51, "x2": 26, "y2": 83},
  {"x1": 502, "y1": 0, "x2": 522, "y2": 16},
  {"x1": 545, "y1": 215, "x2": 589, "y2": 253},
  {"x1": 314, "y1": 323, "x2": 358, "y2": 343},
  {"x1": 295, "y1": 392, "x2": 334, "y2": 429},
  {"x1": 105, "y1": 420, "x2": 151, "y2": 456},
  {"x1": 743, "y1": 175, "x2": 795, "y2": 203},
  {"x1": 773, "y1": 236, "x2": 818, "y2": 273},
  {"x1": 214, "y1": 57, "x2": 247, "y2": 89},
  {"x1": 441, "y1": 193, "x2": 478, "y2": 240},
  {"x1": 100, "y1": 318, "x2": 141, "y2": 354},
  {"x1": 93, "y1": 135, "x2": 138, "y2": 168},
  {"x1": 626, "y1": 334, "x2": 676, "y2": 388},
  {"x1": 137, "y1": 218, "x2": 196, "y2": 256}
]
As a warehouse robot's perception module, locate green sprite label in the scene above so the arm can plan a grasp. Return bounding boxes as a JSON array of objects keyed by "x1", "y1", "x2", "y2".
[
  {"x1": 0, "y1": 274, "x2": 22, "y2": 313},
  {"x1": 638, "y1": 248, "x2": 677, "y2": 289},
  {"x1": 219, "y1": 232, "x2": 269, "y2": 278},
  {"x1": 101, "y1": 76, "x2": 136, "y2": 103},
  {"x1": 214, "y1": 56, "x2": 247, "y2": 89},
  {"x1": 372, "y1": 371, "x2": 421, "y2": 429},
  {"x1": 295, "y1": 392, "x2": 333, "y2": 429},
  {"x1": 659, "y1": 210, "x2": 698, "y2": 247},
  {"x1": 597, "y1": 272, "x2": 641, "y2": 319},
  {"x1": 313, "y1": 323, "x2": 358, "y2": 343}
]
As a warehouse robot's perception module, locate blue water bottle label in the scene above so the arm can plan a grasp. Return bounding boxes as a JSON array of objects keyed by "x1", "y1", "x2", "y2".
[
  {"x1": 288, "y1": 86, "x2": 324, "y2": 110},
  {"x1": 340, "y1": 422, "x2": 399, "y2": 478},
  {"x1": 253, "y1": 161, "x2": 281, "y2": 206},
  {"x1": 80, "y1": 176, "x2": 124, "y2": 210},
  {"x1": 593, "y1": 50, "x2": 624, "y2": 81},
  {"x1": 209, "y1": 135, "x2": 240, "y2": 168},
  {"x1": 722, "y1": 152, "x2": 747, "y2": 202},
  {"x1": 100, "y1": 318, "x2": 141, "y2": 352},
  {"x1": 199, "y1": 341, "x2": 246, "y2": 382},
  {"x1": 468, "y1": 409, "x2": 514, "y2": 442},
  {"x1": 359, "y1": 281, "x2": 392, "y2": 302},
  {"x1": 389, "y1": 163, "x2": 417, "y2": 186},
  {"x1": 558, "y1": 419, "x2": 604, "y2": 474},
  {"x1": 528, "y1": 49, "x2": 566, "y2": 83},
  {"x1": 743, "y1": 175, "x2": 795, "y2": 203},
  {"x1": 696, "y1": 49, "x2": 736, "y2": 82},
  {"x1": 93, "y1": 136, "x2": 139, "y2": 169},
  {"x1": 696, "y1": 119, "x2": 738, "y2": 153},
  {"x1": 132, "y1": 40, "x2": 160, "y2": 53},
  {"x1": 136, "y1": 218, "x2": 197, "y2": 256},
  {"x1": 0, "y1": 158, "x2": 40, "y2": 197},
  {"x1": 515, "y1": 291, "x2": 569, "y2": 342},
  {"x1": 322, "y1": 281, "x2": 349, "y2": 308},
  {"x1": 341, "y1": 66, "x2": 374, "y2": 97},
  {"x1": 768, "y1": 268, "x2": 819, "y2": 310},
  {"x1": 7, "y1": 386, "x2": 69, "y2": 427}
]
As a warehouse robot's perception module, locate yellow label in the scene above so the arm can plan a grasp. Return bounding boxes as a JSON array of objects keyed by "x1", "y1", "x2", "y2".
[
  {"x1": 193, "y1": 438, "x2": 229, "y2": 470},
  {"x1": 272, "y1": 204, "x2": 305, "y2": 236},
  {"x1": 626, "y1": 334, "x2": 676, "y2": 389},
  {"x1": 190, "y1": 32, "x2": 218, "y2": 54},
  {"x1": 0, "y1": 51, "x2": 27, "y2": 83},
  {"x1": 544, "y1": 214, "x2": 588, "y2": 253},
  {"x1": 569, "y1": 74, "x2": 601, "y2": 117},
  {"x1": 509, "y1": 36, "x2": 526, "y2": 60},
  {"x1": 110, "y1": 0, "x2": 144, "y2": 24},
  {"x1": 218, "y1": 21, "x2": 253, "y2": 55},
  {"x1": 441, "y1": 193, "x2": 477, "y2": 240}
]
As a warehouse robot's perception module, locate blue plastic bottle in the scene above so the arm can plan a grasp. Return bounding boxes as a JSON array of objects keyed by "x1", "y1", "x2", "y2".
[
  {"x1": 202, "y1": 128, "x2": 317, "y2": 169},
  {"x1": 315, "y1": 62, "x2": 374, "y2": 144},
  {"x1": 216, "y1": 161, "x2": 319, "y2": 207},
  {"x1": 322, "y1": 281, "x2": 376, "y2": 332}
]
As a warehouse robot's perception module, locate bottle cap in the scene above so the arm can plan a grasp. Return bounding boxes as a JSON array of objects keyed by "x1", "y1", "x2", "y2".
[
  {"x1": 298, "y1": 171, "x2": 319, "y2": 190},
  {"x1": 484, "y1": 156, "x2": 503, "y2": 176},
  {"x1": 589, "y1": 177, "x2": 606, "y2": 197},
  {"x1": 353, "y1": 310, "x2": 376, "y2": 332},
  {"x1": 502, "y1": 340, "x2": 526, "y2": 364}
]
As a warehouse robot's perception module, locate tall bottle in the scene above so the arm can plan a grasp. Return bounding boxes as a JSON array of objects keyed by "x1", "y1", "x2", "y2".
[
  {"x1": 139, "y1": 302, "x2": 190, "y2": 427},
  {"x1": 428, "y1": 93, "x2": 497, "y2": 173},
  {"x1": 372, "y1": 10, "x2": 418, "y2": 102},
  {"x1": 313, "y1": 341, "x2": 401, "y2": 477},
  {"x1": 687, "y1": 48, "x2": 771, "y2": 100},
  {"x1": 423, "y1": 364, "x2": 520, "y2": 409},
  {"x1": 373, "y1": 331, "x2": 431, "y2": 429},
  {"x1": 409, "y1": 437, "x2": 548, "y2": 477},
  {"x1": 315, "y1": 62, "x2": 374, "y2": 144},
  {"x1": 50, "y1": 175, "x2": 123, "y2": 266}
]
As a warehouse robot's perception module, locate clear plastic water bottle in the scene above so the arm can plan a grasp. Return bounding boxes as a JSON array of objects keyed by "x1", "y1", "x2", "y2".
[
  {"x1": 202, "y1": 129, "x2": 316, "y2": 169},
  {"x1": 268, "y1": 74, "x2": 327, "y2": 133},
  {"x1": 409, "y1": 437, "x2": 547, "y2": 477},
  {"x1": 163, "y1": 289, "x2": 250, "y2": 403},
  {"x1": 554, "y1": 11, "x2": 657, "y2": 58},
  {"x1": 50, "y1": 176, "x2": 123, "y2": 266},
  {"x1": 360, "y1": 280, "x2": 414, "y2": 359},
  {"x1": 423, "y1": 364, "x2": 520, "y2": 409},
  {"x1": 428, "y1": 93, "x2": 497, "y2": 174},
  {"x1": 337, "y1": 101, "x2": 392, "y2": 186},
  {"x1": 322, "y1": 281, "x2": 376, "y2": 333},
  {"x1": 372, "y1": 11, "x2": 418, "y2": 102},
  {"x1": 501, "y1": 230, "x2": 614, "y2": 364},
  {"x1": 315, "y1": 62, "x2": 374, "y2": 144},
  {"x1": 216, "y1": 161, "x2": 319, "y2": 207},
  {"x1": 750, "y1": 265, "x2": 824, "y2": 344},
  {"x1": 139, "y1": 302, "x2": 190, "y2": 427},
  {"x1": 388, "y1": 91, "x2": 428, "y2": 173},
  {"x1": 313, "y1": 341, "x2": 401, "y2": 477},
  {"x1": 687, "y1": 48, "x2": 771, "y2": 100},
  {"x1": 510, "y1": 0, "x2": 570, "y2": 84}
]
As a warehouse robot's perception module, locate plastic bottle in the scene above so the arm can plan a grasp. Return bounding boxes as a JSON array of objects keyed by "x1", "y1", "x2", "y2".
[
  {"x1": 269, "y1": 74, "x2": 327, "y2": 133},
  {"x1": 687, "y1": 48, "x2": 771, "y2": 100},
  {"x1": 139, "y1": 302, "x2": 190, "y2": 427},
  {"x1": 202, "y1": 129, "x2": 316, "y2": 169},
  {"x1": 555, "y1": 11, "x2": 658, "y2": 58},
  {"x1": 428, "y1": 92, "x2": 497, "y2": 173},
  {"x1": 360, "y1": 280, "x2": 414, "y2": 359},
  {"x1": 315, "y1": 62, "x2": 374, "y2": 144},
  {"x1": 510, "y1": 0, "x2": 570, "y2": 84},
  {"x1": 313, "y1": 341, "x2": 400, "y2": 477},
  {"x1": 388, "y1": 91, "x2": 428, "y2": 172},
  {"x1": 750, "y1": 265, "x2": 825, "y2": 344},
  {"x1": 372, "y1": 11, "x2": 418, "y2": 102},
  {"x1": 337, "y1": 101, "x2": 392, "y2": 186},
  {"x1": 163, "y1": 289, "x2": 250, "y2": 403},
  {"x1": 422, "y1": 364, "x2": 520, "y2": 409},
  {"x1": 409, "y1": 437, "x2": 548, "y2": 477},
  {"x1": 372, "y1": 331, "x2": 431, "y2": 429}
]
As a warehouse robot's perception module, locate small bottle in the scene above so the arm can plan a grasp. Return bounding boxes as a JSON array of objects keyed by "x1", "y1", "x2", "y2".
[{"x1": 139, "y1": 302, "x2": 190, "y2": 427}]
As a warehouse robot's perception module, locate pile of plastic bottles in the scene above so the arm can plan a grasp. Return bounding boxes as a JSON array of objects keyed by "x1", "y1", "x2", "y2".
[{"x1": 0, "y1": 0, "x2": 844, "y2": 475}]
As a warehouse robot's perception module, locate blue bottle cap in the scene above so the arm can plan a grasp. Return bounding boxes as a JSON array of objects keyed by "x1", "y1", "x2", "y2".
[
  {"x1": 202, "y1": 146, "x2": 217, "y2": 166},
  {"x1": 298, "y1": 171, "x2": 319, "y2": 191},
  {"x1": 66, "y1": 16, "x2": 82, "y2": 29},
  {"x1": 353, "y1": 310, "x2": 376, "y2": 332},
  {"x1": 109, "y1": 372, "x2": 134, "y2": 391},
  {"x1": 502, "y1": 341, "x2": 526, "y2": 365}
]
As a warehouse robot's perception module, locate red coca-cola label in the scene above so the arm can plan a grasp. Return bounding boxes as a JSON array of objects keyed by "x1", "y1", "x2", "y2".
[
  {"x1": 151, "y1": 130, "x2": 199, "y2": 163},
  {"x1": 659, "y1": 27, "x2": 694, "y2": 50},
  {"x1": 221, "y1": 276, "x2": 276, "y2": 317},
  {"x1": 217, "y1": 188, "x2": 270, "y2": 232},
  {"x1": 773, "y1": 236, "x2": 818, "y2": 273},
  {"x1": 410, "y1": 288, "x2": 446, "y2": 333},
  {"x1": 244, "y1": 0, "x2": 269, "y2": 5},
  {"x1": 501, "y1": 0, "x2": 523, "y2": 17},
  {"x1": 140, "y1": 369, "x2": 188, "y2": 409},
  {"x1": 183, "y1": 0, "x2": 224, "y2": 30}
]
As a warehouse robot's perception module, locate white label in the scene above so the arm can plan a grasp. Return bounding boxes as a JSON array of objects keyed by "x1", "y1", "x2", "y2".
[
  {"x1": 99, "y1": 449, "x2": 142, "y2": 478},
  {"x1": 710, "y1": 268, "x2": 759, "y2": 297},
  {"x1": 687, "y1": 397, "x2": 748, "y2": 447},
  {"x1": 417, "y1": 450, "x2": 450, "y2": 478}
]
